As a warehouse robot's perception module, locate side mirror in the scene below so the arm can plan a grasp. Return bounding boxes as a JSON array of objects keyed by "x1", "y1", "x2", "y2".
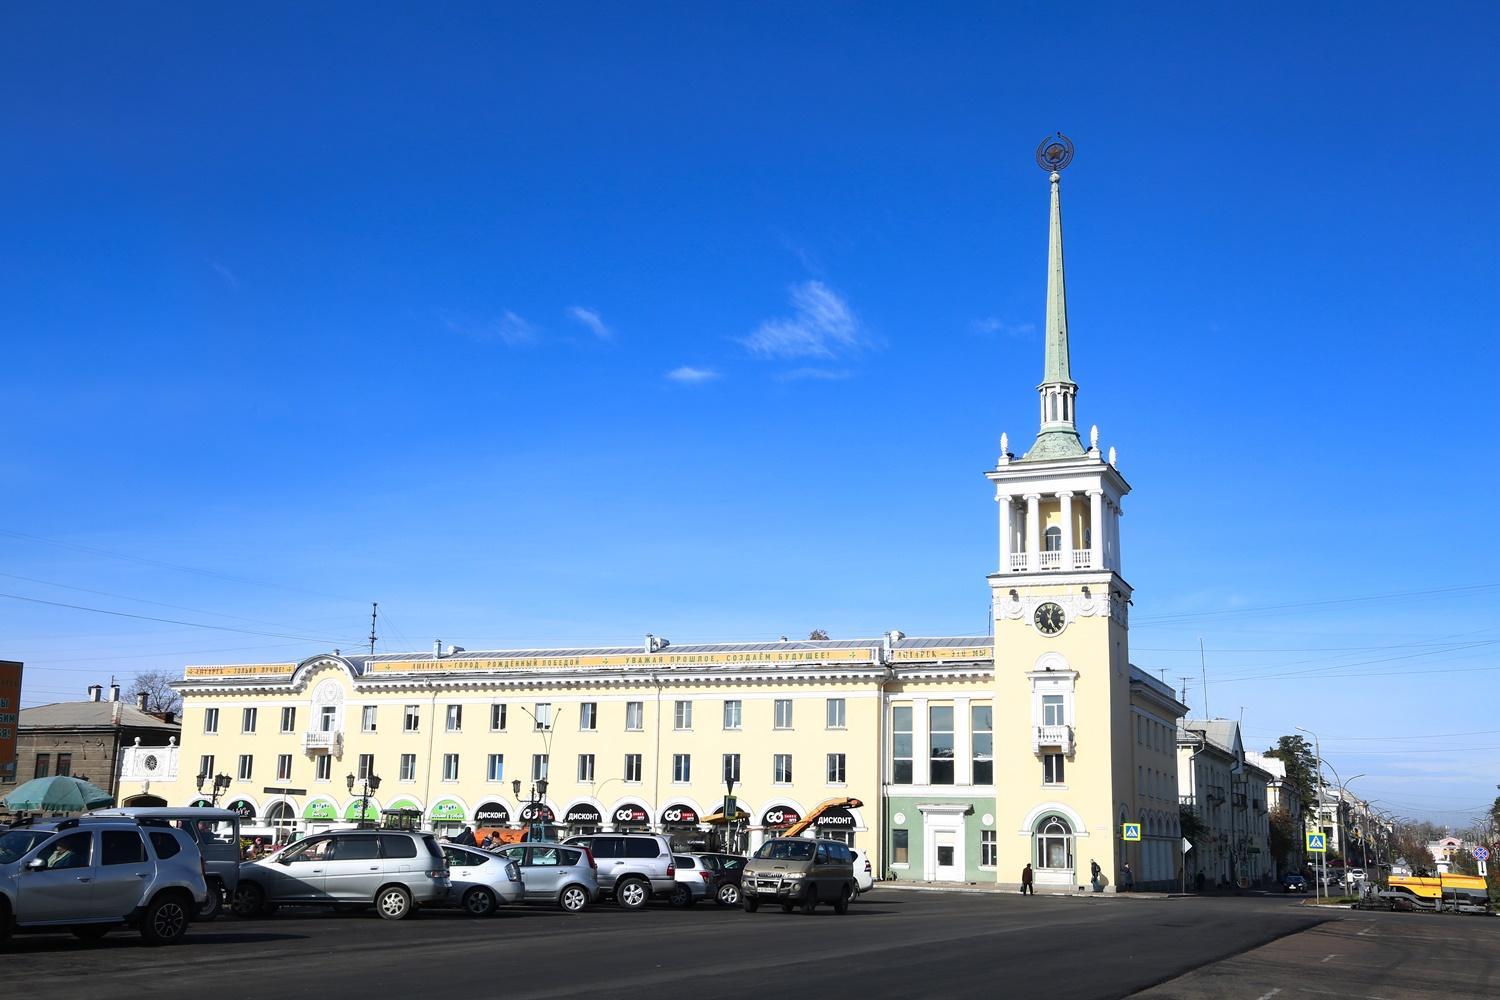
[
  {"x1": 277, "y1": 855, "x2": 293, "y2": 866},
  {"x1": 26, "y1": 857, "x2": 46, "y2": 871}
]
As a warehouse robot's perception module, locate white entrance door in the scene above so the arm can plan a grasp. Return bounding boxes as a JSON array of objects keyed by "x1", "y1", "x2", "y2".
[{"x1": 934, "y1": 830, "x2": 961, "y2": 881}]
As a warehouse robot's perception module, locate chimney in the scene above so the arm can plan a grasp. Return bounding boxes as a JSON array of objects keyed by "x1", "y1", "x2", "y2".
[
  {"x1": 109, "y1": 683, "x2": 121, "y2": 702},
  {"x1": 87, "y1": 684, "x2": 102, "y2": 702},
  {"x1": 135, "y1": 692, "x2": 149, "y2": 711},
  {"x1": 434, "y1": 639, "x2": 444, "y2": 658},
  {"x1": 447, "y1": 645, "x2": 465, "y2": 656}
]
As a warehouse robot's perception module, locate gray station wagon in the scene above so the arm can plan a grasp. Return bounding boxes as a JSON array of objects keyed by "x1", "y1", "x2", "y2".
[{"x1": 231, "y1": 830, "x2": 450, "y2": 921}]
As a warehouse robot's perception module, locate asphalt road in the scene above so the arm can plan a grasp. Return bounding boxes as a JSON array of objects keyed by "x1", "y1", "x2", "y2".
[{"x1": 0, "y1": 890, "x2": 1487, "y2": 1000}]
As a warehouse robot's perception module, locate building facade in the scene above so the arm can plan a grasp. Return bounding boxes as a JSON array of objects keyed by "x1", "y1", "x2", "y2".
[{"x1": 116, "y1": 147, "x2": 1188, "y2": 889}]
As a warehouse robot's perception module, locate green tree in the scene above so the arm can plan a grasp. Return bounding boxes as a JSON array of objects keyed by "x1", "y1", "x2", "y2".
[
  {"x1": 1263, "y1": 735, "x2": 1318, "y2": 809},
  {"x1": 1180, "y1": 806, "x2": 1207, "y2": 847},
  {"x1": 1268, "y1": 806, "x2": 1299, "y2": 873},
  {"x1": 808, "y1": 629, "x2": 830, "y2": 641}
]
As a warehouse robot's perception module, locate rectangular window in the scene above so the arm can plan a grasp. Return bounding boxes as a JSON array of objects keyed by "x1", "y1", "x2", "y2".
[
  {"x1": 624, "y1": 753, "x2": 643, "y2": 783},
  {"x1": 534, "y1": 703, "x2": 552, "y2": 731},
  {"x1": 892, "y1": 829, "x2": 909, "y2": 865},
  {"x1": 315, "y1": 755, "x2": 332, "y2": 781},
  {"x1": 972, "y1": 704, "x2": 994, "y2": 785},
  {"x1": 773, "y1": 753, "x2": 793, "y2": 784},
  {"x1": 531, "y1": 753, "x2": 548, "y2": 781},
  {"x1": 1044, "y1": 753, "x2": 1065, "y2": 785},
  {"x1": 826, "y1": 752, "x2": 846, "y2": 784},
  {"x1": 318, "y1": 705, "x2": 336, "y2": 732},
  {"x1": 722, "y1": 753, "x2": 741, "y2": 784},
  {"x1": 446, "y1": 705, "x2": 462, "y2": 732},
  {"x1": 625, "y1": 701, "x2": 643, "y2": 731},
  {"x1": 242, "y1": 707, "x2": 258, "y2": 733},
  {"x1": 773, "y1": 699, "x2": 793, "y2": 729},
  {"x1": 892, "y1": 705, "x2": 913, "y2": 784},
  {"x1": 577, "y1": 753, "x2": 595, "y2": 783},
  {"x1": 357, "y1": 753, "x2": 374, "y2": 780},
  {"x1": 33, "y1": 753, "x2": 51, "y2": 779},
  {"x1": 55, "y1": 752, "x2": 72, "y2": 777},
  {"x1": 723, "y1": 700, "x2": 742, "y2": 730},
  {"x1": 490, "y1": 703, "x2": 506, "y2": 731},
  {"x1": 981, "y1": 830, "x2": 997, "y2": 867},
  {"x1": 276, "y1": 754, "x2": 292, "y2": 781},
  {"x1": 930, "y1": 705, "x2": 955, "y2": 785},
  {"x1": 198, "y1": 755, "x2": 214, "y2": 780},
  {"x1": 826, "y1": 698, "x2": 846, "y2": 729},
  {"x1": 487, "y1": 754, "x2": 504, "y2": 782},
  {"x1": 399, "y1": 754, "x2": 416, "y2": 781},
  {"x1": 361, "y1": 705, "x2": 377, "y2": 732},
  {"x1": 203, "y1": 708, "x2": 219, "y2": 734},
  {"x1": 404, "y1": 705, "x2": 420, "y2": 732},
  {"x1": 674, "y1": 700, "x2": 692, "y2": 730},
  {"x1": 1042, "y1": 695, "x2": 1065, "y2": 727},
  {"x1": 442, "y1": 754, "x2": 459, "y2": 782},
  {"x1": 579, "y1": 702, "x2": 597, "y2": 731},
  {"x1": 672, "y1": 753, "x2": 691, "y2": 783},
  {"x1": 280, "y1": 706, "x2": 296, "y2": 734},
  {"x1": 238, "y1": 754, "x2": 253, "y2": 781}
]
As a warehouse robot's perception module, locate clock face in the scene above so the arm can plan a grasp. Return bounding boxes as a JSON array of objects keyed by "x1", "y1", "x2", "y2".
[{"x1": 1034, "y1": 602, "x2": 1066, "y2": 636}]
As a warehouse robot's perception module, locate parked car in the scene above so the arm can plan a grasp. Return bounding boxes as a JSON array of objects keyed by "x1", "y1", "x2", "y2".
[
  {"x1": 493, "y1": 842, "x2": 599, "y2": 912},
  {"x1": 0, "y1": 815, "x2": 208, "y2": 947},
  {"x1": 669, "y1": 855, "x2": 711, "y2": 907},
  {"x1": 231, "y1": 830, "x2": 450, "y2": 921},
  {"x1": 851, "y1": 848, "x2": 874, "y2": 893},
  {"x1": 90, "y1": 807, "x2": 242, "y2": 919},
  {"x1": 437, "y1": 844, "x2": 524, "y2": 916},
  {"x1": 741, "y1": 837, "x2": 858, "y2": 915},
  {"x1": 694, "y1": 852, "x2": 748, "y2": 906},
  {"x1": 1281, "y1": 873, "x2": 1308, "y2": 893},
  {"x1": 563, "y1": 833, "x2": 675, "y2": 910}
]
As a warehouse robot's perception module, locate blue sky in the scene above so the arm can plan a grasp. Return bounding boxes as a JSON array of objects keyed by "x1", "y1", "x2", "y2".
[{"x1": 2, "y1": 4, "x2": 1496, "y2": 824}]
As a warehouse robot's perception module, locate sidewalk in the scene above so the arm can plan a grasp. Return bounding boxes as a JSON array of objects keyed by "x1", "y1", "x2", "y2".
[{"x1": 878, "y1": 879, "x2": 1173, "y2": 899}]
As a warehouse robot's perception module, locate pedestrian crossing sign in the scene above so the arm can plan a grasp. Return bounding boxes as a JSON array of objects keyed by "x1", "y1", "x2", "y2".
[
  {"x1": 1306, "y1": 832, "x2": 1327, "y2": 852},
  {"x1": 1122, "y1": 823, "x2": 1141, "y2": 842}
]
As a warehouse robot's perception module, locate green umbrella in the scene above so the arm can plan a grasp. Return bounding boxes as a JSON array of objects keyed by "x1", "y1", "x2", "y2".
[{"x1": 2, "y1": 775, "x2": 114, "y2": 813}]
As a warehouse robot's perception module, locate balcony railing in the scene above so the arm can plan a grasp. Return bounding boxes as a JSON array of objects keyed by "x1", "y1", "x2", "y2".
[
  {"x1": 1006, "y1": 549, "x2": 1095, "y2": 572},
  {"x1": 1033, "y1": 724, "x2": 1074, "y2": 755},
  {"x1": 302, "y1": 730, "x2": 343, "y2": 755}
]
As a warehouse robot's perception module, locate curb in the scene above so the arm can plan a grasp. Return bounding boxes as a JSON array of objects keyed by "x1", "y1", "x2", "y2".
[{"x1": 879, "y1": 882, "x2": 1171, "y2": 899}]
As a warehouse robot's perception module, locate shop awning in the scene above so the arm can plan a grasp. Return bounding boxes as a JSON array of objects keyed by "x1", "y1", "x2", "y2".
[
  {"x1": 518, "y1": 803, "x2": 555, "y2": 823},
  {"x1": 429, "y1": 799, "x2": 466, "y2": 823},
  {"x1": 344, "y1": 800, "x2": 379, "y2": 822},
  {"x1": 565, "y1": 805, "x2": 602, "y2": 825},
  {"x1": 611, "y1": 804, "x2": 650, "y2": 825},
  {"x1": 761, "y1": 806, "x2": 801, "y2": 829},
  {"x1": 474, "y1": 801, "x2": 511, "y2": 825},
  {"x1": 303, "y1": 800, "x2": 339, "y2": 821},
  {"x1": 815, "y1": 806, "x2": 857, "y2": 829},
  {"x1": 227, "y1": 799, "x2": 257, "y2": 821},
  {"x1": 660, "y1": 804, "x2": 700, "y2": 826}
]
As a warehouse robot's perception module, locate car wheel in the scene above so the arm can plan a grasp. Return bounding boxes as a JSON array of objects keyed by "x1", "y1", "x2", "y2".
[
  {"x1": 462, "y1": 887, "x2": 496, "y2": 917},
  {"x1": 669, "y1": 885, "x2": 692, "y2": 908},
  {"x1": 72, "y1": 925, "x2": 110, "y2": 945},
  {"x1": 198, "y1": 881, "x2": 222, "y2": 921},
  {"x1": 742, "y1": 895, "x2": 759, "y2": 913},
  {"x1": 717, "y1": 882, "x2": 741, "y2": 907},
  {"x1": 376, "y1": 886, "x2": 413, "y2": 921},
  {"x1": 615, "y1": 877, "x2": 649, "y2": 910},
  {"x1": 140, "y1": 893, "x2": 191, "y2": 946},
  {"x1": 230, "y1": 882, "x2": 266, "y2": 918},
  {"x1": 833, "y1": 884, "x2": 853, "y2": 915},
  {"x1": 559, "y1": 885, "x2": 589, "y2": 913}
]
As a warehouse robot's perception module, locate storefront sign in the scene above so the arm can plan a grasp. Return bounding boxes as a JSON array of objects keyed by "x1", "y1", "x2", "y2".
[
  {"x1": 816, "y1": 807, "x2": 857, "y2": 828},
  {"x1": 475, "y1": 801, "x2": 511, "y2": 825},
  {"x1": 344, "y1": 800, "x2": 379, "y2": 822},
  {"x1": 368, "y1": 647, "x2": 877, "y2": 675},
  {"x1": 183, "y1": 663, "x2": 296, "y2": 679},
  {"x1": 890, "y1": 646, "x2": 994, "y2": 661},
  {"x1": 430, "y1": 800, "x2": 466, "y2": 823},
  {"x1": 761, "y1": 806, "x2": 801, "y2": 829},
  {"x1": 0, "y1": 660, "x2": 22, "y2": 781},
  {"x1": 304, "y1": 800, "x2": 339, "y2": 821},
  {"x1": 565, "y1": 805, "x2": 603, "y2": 825},
  {"x1": 612, "y1": 804, "x2": 650, "y2": 826},
  {"x1": 228, "y1": 800, "x2": 256, "y2": 820},
  {"x1": 661, "y1": 804, "x2": 699, "y2": 826},
  {"x1": 518, "y1": 803, "x2": 555, "y2": 823},
  {"x1": 187, "y1": 798, "x2": 213, "y2": 809}
]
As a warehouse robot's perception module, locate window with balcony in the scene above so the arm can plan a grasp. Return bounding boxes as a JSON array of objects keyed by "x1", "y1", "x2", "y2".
[
  {"x1": 972, "y1": 704, "x2": 994, "y2": 784},
  {"x1": 891, "y1": 705, "x2": 913, "y2": 784},
  {"x1": 1042, "y1": 695, "x2": 1065, "y2": 727},
  {"x1": 930, "y1": 705, "x2": 955, "y2": 785},
  {"x1": 318, "y1": 705, "x2": 336, "y2": 732},
  {"x1": 1044, "y1": 525, "x2": 1062, "y2": 551}
]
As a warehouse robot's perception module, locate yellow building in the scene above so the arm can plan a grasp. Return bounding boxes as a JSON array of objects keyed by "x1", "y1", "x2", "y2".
[{"x1": 117, "y1": 140, "x2": 1187, "y2": 889}]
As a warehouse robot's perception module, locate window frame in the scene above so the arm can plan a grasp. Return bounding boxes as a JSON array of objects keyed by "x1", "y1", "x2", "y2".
[
  {"x1": 203, "y1": 707, "x2": 220, "y2": 734},
  {"x1": 625, "y1": 701, "x2": 644, "y2": 731},
  {"x1": 673, "y1": 700, "x2": 693, "y2": 731},
  {"x1": 825, "y1": 698, "x2": 846, "y2": 729},
  {"x1": 276, "y1": 753, "x2": 293, "y2": 782},
  {"x1": 403, "y1": 705, "x2": 420, "y2": 733},
  {"x1": 361, "y1": 705, "x2": 378, "y2": 733},
  {"x1": 242, "y1": 707, "x2": 258, "y2": 733},
  {"x1": 826, "y1": 752, "x2": 846, "y2": 784},
  {"x1": 280, "y1": 706, "x2": 296, "y2": 734},
  {"x1": 773, "y1": 699, "x2": 793, "y2": 730},
  {"x1": 722, "y1": 699, "x2": 742, "y2": 730},
  {"x1": 672, "y1": 753, "x2": 691, "y2": 783},
  {"x1": 399, "y1": 753, "x2": 417, "y2": 782},
  {"x1": 891, "y1": 705, "x2": 913, "y2": 784},
  {"x1": 490, "y1": 703, "x2": 507, "y2": 732},
  {"x1": 773, "y1": 753, "x2": 793, "y2": 784},
  {"x1": 579, "y1": 702, "x2": 598, "y2": 731},
  {"x1": 442, "y1": 753, "x2": 459, "y2": 782}
]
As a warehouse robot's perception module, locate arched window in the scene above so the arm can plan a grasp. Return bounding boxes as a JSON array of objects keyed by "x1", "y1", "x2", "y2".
[
  {"x1": 1035, "y1": 814, "x2": 1073, "y2": 870},
  {"x1": 1044, "y1": 526, "x2": 1062, "y2": 552}
]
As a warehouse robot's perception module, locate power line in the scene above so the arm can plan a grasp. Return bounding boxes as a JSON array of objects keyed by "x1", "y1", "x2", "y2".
[
  {"x1": 0, "y1": 592, "x2": 353, "y2": 644},
  {"x1": 1130, "y1": 582, "x2": 1500, "y2": 626}
]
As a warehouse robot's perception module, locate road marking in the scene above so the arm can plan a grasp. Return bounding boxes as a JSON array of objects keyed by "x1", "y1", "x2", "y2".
[
  {"x1": 1254, "y1": 989, "x2": 1282, "y2": 1000},
  {"x1": 1320, "y1": 953, "x2": 1338, "y2": 963},
  {"x1": 1357, "y1": 925, "x2": 1375, "y2": 936}
]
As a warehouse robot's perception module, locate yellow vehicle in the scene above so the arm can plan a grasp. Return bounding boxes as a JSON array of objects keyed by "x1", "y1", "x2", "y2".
[{"x1": 1380, "y1": 873, "x2": 1491, "y2": 914}]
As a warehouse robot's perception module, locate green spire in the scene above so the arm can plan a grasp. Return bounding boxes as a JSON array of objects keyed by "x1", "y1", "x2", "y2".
[{"x1": 1042, "y1": 171, "x2": 1073, "y2": 387}]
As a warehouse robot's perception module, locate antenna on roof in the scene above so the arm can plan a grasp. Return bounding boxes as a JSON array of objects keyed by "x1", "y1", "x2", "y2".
[
  {"x1": 369, "y1": 602, "x2": 378, "y2": 655},
  {"x1": 1177, "y1": 675, "x2": 1193, "y2": 708}
]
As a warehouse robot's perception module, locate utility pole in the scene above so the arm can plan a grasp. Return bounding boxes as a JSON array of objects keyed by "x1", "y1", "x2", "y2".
[
  {"x1": 1199, "y1": 638, "x2": 1210, "y2": 720},
  {"x1": 369, "y1": 602, "x2": 378, "y2": 655}
]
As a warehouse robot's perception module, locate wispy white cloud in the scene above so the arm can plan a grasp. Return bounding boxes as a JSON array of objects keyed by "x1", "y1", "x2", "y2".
[
  {"x1": 566, "y1": 306, "x2": 611, "y2": 340},
  {"x1": 777, "y1": 367, "x2": 853, "y2": 382},
  {"x1": 666, "y1": 366, "x2": 719, "y2": 383},
  {"x1": 494, "y1": 311, "x2": 538, "y2": 346},
  {"x1": 438, "y1": 308, "x2": 539, "y2": 347},
  {"x1": 742, "y1": 281, "x2": 867, "y2": 360},
  {"x1": 973, "y1": 317, "x2": 1036, "y2": 338},
  {"x1": 208, "y1": 261, "x2": 239, "y2": 288}
]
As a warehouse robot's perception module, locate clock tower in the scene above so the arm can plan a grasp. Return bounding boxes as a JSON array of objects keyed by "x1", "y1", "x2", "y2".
[{"x1": 987, "y1": 136, "x2": 1135, "y2": 890}]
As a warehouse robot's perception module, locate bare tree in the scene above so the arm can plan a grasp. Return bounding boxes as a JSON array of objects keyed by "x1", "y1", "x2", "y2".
[
  {"x1": 127, "y1": 670, "x2": 182, "y2": 716},
  {"x1": 808, "y1": 629, "x2": 830, "y2": 641}
]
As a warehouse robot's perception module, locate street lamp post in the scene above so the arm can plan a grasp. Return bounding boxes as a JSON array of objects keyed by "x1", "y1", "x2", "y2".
[
  {"x1": 346, "y1": 771, "x2": 381, "y2": 828},
  {"x1": 195, "y1": 770, "x2": 231, "y2": 806},
  {"x1": 513, "y1": 777, "x2": 549, "y2": 840},
  {"x1": 723, "y1": 775, "x2": 738, "y2": 854}
]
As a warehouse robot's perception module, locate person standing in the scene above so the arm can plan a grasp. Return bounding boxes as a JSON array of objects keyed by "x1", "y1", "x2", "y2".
[
  {"x1": 1121, "y1": 862, "x2": 1135, "y2": 892},
  {"x1": 1090, "y1": 859, "x2": 1102, "y2": 892},
  {"x1": 1021, "y1": 863, "x2": 1035, "y2": 895}
]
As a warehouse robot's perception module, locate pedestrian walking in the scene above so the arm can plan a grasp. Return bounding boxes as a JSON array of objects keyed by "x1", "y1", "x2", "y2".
[
  {"x1": 455, "y1": 825, "x2": 477, "y2": 847},
  {"x1": 1090, "y1": 859, "x2": 1102, "y2": 892},
  {"x1": 1021, "y1": 863, "x2": 1034, "y2": 895},
  {"x1": 1121, "y1": 863, "x2": 1134, "y2": 892}
]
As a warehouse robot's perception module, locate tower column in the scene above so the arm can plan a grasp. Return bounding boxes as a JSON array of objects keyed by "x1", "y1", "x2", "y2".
[
  {"x1": 1057, "y1": 491, "x2": 1075, "y2": 568},
  {"x1": 1088, "y1": 490, "x2": 1104, "y2": 570},
  {"x1": 1024, "y1": 494, "x2": 1042, "y2": 571},
  {"x1": 998, "y1": 494, "x2": 1014, "y2": 572},
  {"x1": 1113, "y1": 502, "x2": 1124, "y2": 575}
]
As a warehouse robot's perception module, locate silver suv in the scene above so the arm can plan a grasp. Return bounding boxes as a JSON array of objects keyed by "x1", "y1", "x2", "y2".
[
  {"x1": 231, "y1": 830, "x2": 450, "y2": 921},
  {"x1": 0, "y1": 816, "x2": 208, "y2": 946},
  {"x1": 563, "y1": 834, "x2": 675, "y2": 909}
]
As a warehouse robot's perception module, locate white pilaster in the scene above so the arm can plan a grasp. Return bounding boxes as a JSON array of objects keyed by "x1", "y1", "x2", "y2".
[
  {"x1": 1024, "y1": 494, "x2": 1041, "y2": 571},
  {"x1": 998, "y1": 495, "x2": 1013, "y2": 572},
  {"x1": 1057, "y1": 491, "x2": 1074, "y2": 565},
  {"x1": 954, "y1": 696, "x2": 972, "y2": 785},
  {"x1": 911, "y1": 697, "x2": 930, "y2": 785},
  {"x1": 1088, "y1": 490, "x2": 1104, "y2": 570}
]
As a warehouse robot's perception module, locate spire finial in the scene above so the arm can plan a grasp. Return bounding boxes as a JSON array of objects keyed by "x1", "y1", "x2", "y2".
[{"x1": 1090, "y1": 424, "x2": 1099, "y2": 450}]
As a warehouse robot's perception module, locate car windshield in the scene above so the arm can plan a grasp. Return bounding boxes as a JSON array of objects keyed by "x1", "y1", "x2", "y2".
[
  {"x1": 753, "y1": 840, "x2": 815, "y2": 862},
  {"x1": 0, "y1": 829, "x2": 53, "y2": 864}
]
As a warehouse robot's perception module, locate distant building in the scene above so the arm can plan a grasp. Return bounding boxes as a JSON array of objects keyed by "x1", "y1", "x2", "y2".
[
  {"x1": 0, "y1": 683, "x2": 180, "y2": 814},
  {"x1": 1178, "y1": 720, "x2": 1275, "y2": 886}
]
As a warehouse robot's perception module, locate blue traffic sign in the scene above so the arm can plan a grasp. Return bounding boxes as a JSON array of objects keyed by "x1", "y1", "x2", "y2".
[
  {"x1": 1306, "y1": 832, "x2": 1327, "y2": 853},
  {"x1": 1473, "y1": 846, "x2": 1490, "y2": 862}
]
